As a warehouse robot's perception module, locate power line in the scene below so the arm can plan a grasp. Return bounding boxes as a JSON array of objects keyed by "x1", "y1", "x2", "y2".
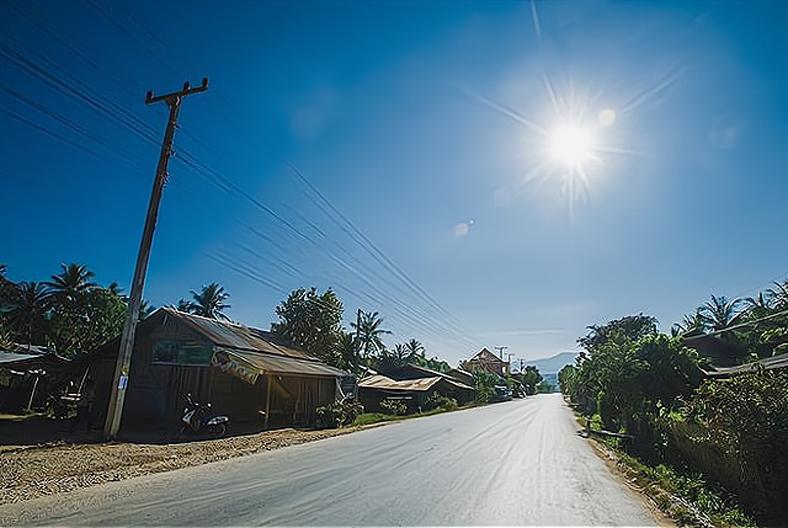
[{"x1": 1, "y1": 18, "x2": 480, "y2": 355}]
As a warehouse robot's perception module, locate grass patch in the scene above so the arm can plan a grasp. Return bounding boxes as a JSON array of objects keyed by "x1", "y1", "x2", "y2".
[
  {"x1": 351, "y1": 405, "x2": 462, "y2": 427},
  {"x1": 570, "y1": 408, "x2": 755, "y2": 527},
  {"x1": 595, "y1": 440, "x2": 756, "y2": 527}
]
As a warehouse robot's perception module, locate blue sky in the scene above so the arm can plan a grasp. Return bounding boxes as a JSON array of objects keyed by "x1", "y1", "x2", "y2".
[{"x1": 1, "y1": 0, "x2": 787, "y2": 364}]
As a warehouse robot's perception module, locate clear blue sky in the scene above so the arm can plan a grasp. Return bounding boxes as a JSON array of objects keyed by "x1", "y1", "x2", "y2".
[{"x1": 2, "y1": 1, "x2": 787, "y2": 364}]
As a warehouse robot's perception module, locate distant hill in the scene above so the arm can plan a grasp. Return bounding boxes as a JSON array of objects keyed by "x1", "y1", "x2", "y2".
[{"x1": 528, "y1": 352, "x2": 577, "y2": 374}]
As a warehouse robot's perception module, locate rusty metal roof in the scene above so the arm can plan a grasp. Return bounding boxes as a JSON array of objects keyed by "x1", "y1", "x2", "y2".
[
  {"x1": 705, "y1": 353, "x2": 788, "y2": 378},
  {"x1": 217, "y1": 347, "x2": 348, "y2": 378},
  {"x1": 161, "y1": 307, "x2": 313, "y2": 360},
  {"x1": 358, "y1": 374, "x2": 442, "y2": 392}
]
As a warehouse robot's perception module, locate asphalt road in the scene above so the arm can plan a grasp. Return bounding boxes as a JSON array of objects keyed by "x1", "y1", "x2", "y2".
[{"x1": 1, "y1": 394, "x2": 660, "y2": 526}]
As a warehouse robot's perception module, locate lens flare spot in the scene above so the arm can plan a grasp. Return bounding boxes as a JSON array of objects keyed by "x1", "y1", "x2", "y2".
[{"x1": 598, "y1": 108, "x2": 616, "y2": 127}]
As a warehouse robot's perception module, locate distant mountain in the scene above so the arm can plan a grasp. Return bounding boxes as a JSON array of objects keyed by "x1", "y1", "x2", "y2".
[{"x1": 528, "y1": 352, "x2": 577, "y2": 374}]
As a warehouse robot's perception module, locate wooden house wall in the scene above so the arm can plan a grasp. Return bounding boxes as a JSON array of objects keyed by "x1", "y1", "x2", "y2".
[{"x1": 92, "y1": 314, "x2": 337, "y2": 429}]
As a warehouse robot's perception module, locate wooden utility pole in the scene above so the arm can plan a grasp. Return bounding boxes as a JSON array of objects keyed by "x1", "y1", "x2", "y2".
[
  {"x1": 354, "y1": 308, "x2": 363, "y2": 373},
  {"x1": 104, "y1": 79, "x2": 208, "y2": 440},
  {"x1": 494, "y1": 345, "x2": 509, "y2": 375}
]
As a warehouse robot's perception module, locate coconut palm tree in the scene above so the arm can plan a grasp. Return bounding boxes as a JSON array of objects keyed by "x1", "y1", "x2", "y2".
[
  {"x1": 699, "y1": 295, "x2": 743, "y2": 332},
  {"x1": 744, "y1": 291, "x2": 774, "y2": 321},
  {"x1": 188, "y1": 283, "x2": 231, "y2": 320},
  {"x1": 404, "y1": 338, "x2": 425, "y2": 359},
  {"x1": 671, "y1": 310, "x2": 703, "y2": 337},
  {"x1": 350, "y1": 310, "x2": 390, "y2": 357},
  {"x1": 107, "y1": 282, "x2": 123, "y2": 296},
  {"x1": 45, "y1": 263, "x2": 96, "y2": 304},
  {"x1": 392, "y1": 343, "x2": 409, "y2": 366},
  {"x1": 767, "y1": 279, "x2": 788, "y2": 310},
  {"x1": 7, "y1": 281, "x2": 50, "y2": 347}
]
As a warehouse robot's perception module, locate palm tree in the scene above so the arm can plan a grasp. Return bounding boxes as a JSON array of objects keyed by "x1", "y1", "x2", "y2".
[
  {"x1": 404, "y1": 338, "x2": 425, "y2": 360},
  {"x1": 699, "y1": 295, "x2": 743, "y2": 332},
  {"x1": 188, "y1": 283, "x2": 231, "y2": 320},
  {"x1": 107, "y1": 282, "x2": 123, "y2": 296},
  {"x1": 350, "y1": 310, "x2": 391, "y2": 357},
  {"x1": 8, "y1": 281, "x2": 50, "y2": 347},
  {"x1": 671, "y1": 310, "x2": 703, "y2": 336},
  {"x1": 767, "y1": 279, "x2": 788, "y2": 310},
  {"x1": 392, "y1": 343, "x2": 409, "y2": 366},
  {"x1": 176, "y1": 298, "x2": 193, "y2": 312},
  {"x1": 744, "y1": 291, "x2": 774, "y2": 320},
  {"x1": 139, "y1": 300, "x2": 156, "y2": 320},
  {"x1": 45, "y1": 263, "x2": 96, "y2": 304}
]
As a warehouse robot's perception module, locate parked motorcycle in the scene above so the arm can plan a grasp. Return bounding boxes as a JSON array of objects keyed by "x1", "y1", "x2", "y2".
[{"x1": 175, "y1": 393, "x2": 229, "y2": 439}]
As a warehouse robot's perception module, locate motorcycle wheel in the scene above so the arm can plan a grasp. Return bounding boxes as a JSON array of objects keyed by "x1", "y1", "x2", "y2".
[{"x1": 208, "y1": 423, "x2": 226, "y2": 438}]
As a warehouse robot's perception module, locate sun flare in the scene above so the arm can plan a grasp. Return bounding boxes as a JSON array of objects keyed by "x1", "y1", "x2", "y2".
[{"x1": 548, "y1": 123, "x2": 595, "y2": 170}]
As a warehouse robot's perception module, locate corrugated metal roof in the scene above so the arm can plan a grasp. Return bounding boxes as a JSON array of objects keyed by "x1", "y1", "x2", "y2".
[
  {"x1": 6, "y1": 343, "x2": 55, "y2": 355},
  {"x1": 161, "y1": 307, "x2": 313, "y2": 360},
  {"x1": 441, "y1": 376, "x2": 475, "y2": 391},
  {"x1": 390, "y1": 364, "x2": 474, "y2": 390},
  {"x1": 358, "y1": 374, "x2": 442, "y2": 392},
  {"x1": 216, "y1": 347, "x2": 347, "y2": 378},
  {"x1": 706, "y1": 354, "x2": 788, "y2": 377},
  {"x1": 0, "y1": 351, "x2": 42, "y2": 364}
]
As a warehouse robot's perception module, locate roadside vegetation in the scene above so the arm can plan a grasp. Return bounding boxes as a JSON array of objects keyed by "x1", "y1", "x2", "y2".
[{"x1": 559, "y1": 278, "x2": 788, "y2": 526}]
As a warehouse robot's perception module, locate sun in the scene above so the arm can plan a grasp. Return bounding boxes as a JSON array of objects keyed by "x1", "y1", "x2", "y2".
[{"x1": 548, "y1": 123, "x2": 595, "y2": 170}]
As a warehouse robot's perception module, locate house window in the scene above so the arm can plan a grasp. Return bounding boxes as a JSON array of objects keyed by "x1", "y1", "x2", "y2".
[{"x1": 152, "y1": 340, "x2": 213, "y2": 366}]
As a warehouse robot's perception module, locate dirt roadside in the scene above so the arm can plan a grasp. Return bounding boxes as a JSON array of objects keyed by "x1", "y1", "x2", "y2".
[{"x1": 1, "y1": 425, "x2": 374, "y2": 505}]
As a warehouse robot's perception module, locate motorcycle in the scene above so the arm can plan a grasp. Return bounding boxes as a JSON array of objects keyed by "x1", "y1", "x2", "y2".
[{"x1": 175, "y1": 393, "x2": 229, "y2": 439}]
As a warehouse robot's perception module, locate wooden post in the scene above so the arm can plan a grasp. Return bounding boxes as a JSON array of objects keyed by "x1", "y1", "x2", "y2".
[
  {"x1": 26, "y1": 373, "x2": 40, "y2": 412},
  {"x1": 264, "y1": 372, "x2": 272, "y2": 429}
]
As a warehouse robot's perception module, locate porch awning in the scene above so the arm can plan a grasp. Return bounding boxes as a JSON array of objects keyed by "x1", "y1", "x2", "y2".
[{"x1": 211, "y1": 347, "x2": 348, "y2": 385}]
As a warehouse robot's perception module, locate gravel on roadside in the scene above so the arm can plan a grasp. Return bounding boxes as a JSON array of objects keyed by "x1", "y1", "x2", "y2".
[{"x1": 1, "y1": 426, "x2": 364, "y2": 505}]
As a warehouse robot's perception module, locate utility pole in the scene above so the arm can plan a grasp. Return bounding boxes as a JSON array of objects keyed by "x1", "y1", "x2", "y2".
[
  {"x1": 104, "y1": 79, "x2": 208, "y2": 440},
  {"x1": 354, "y1": 308, "x2": 363, "y2": 374},
  {"x1": 494, "y1": 345, "x2": 508, "y2": 375}
]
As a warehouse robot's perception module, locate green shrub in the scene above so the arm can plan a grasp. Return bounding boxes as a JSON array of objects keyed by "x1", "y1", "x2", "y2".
[
  {"x1": 379, "y1": 398, "x2": 407, "y2": 416},
  {"x1": 473, "y1": 371, "x2": 498, "y2": 403},
  {"x1": 315, "y1": 399, "x2": 364, "y2": 429},
  {"x1": 425, "y1": 392, "x2": 458, "y2": 411},
  {"x1": 680, "y1": 369, "x2": 788, "y2": 524}
]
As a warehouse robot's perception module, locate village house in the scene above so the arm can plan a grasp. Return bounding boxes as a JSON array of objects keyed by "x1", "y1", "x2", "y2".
[
  {"x1": 358, "y1": 363, "x2": 475, "y2": 412},
  {"x1": 462, "y1": 347, "x2": 510, "y2": 377},
  {"x1": 0, "y1": 344, "x2": 70, "y2": 413},
  {"x1": 83, "y1": 307, "x2": 348, "y2": 431}
]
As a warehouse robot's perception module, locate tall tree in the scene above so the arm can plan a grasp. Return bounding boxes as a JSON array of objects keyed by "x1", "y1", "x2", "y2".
[
  {"x1": 351, "y1": 310, "x2": 391, "y2": 357},
  {"x1": 671, "y1": 310, "x2": 703, "y2": 337},
  {"x1": 578, "y1": 314, "x2": 658, "y2": 354},
  {"x1": 404, "y1": 338, "x2": 425, "y2": 360},
  {"x1": 392, "y1": 343, "x2": 409, "y2": 366},
  {"x1": 45, "y1": 263, "x2": 96, "y2": 304},
  {"x1": 699, "y1": 295, "x2": 742, "y2": 331},
  {"x1": 188, "y1": 283, "x2": 231, "y2": 320},
  {"x1": 7, "y1": 281, "x2": 50, "y2": 346},
  {"x1": 520, "y1": 365, "x2": 544, "y2": 395},
  {"x1": 767, "y1": 279, "x2": 788, "y2": 311},
  {"x1": 272, "y1": 288, "x2": 344, "y2": 367},
  {"x1": 49, "y1": 287, "x2": 127, "y2": 356}
]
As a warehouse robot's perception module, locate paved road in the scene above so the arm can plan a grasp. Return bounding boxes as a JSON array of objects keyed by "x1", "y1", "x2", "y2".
[{"x1": 1, "y1": 394, "x2": 659, "y2": 526}]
